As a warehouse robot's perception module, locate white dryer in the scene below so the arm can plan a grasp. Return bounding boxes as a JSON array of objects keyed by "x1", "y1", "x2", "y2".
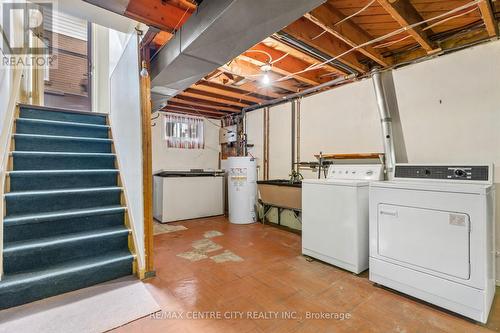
[
  {"x1": 302, "y1": 164, "x2": 384, "y2": 274},
  {"x1": 369, "y1": 164, "x2": 495, "y2": 323}
]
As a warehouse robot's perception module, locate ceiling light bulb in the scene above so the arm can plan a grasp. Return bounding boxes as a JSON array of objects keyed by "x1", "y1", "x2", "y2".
[
  {"x1": 140, "y1": 60, "x2": 149, "y2": 77},
  {"x1": 262, "y1": 73, "x2": 270, "y2": 85}
]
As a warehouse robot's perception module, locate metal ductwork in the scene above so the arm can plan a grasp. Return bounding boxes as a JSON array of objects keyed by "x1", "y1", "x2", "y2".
[
  {"x1": 150, "y1": 0, "x2": 326, "y2": 111},
  {"x1": 372, "y1": 69, "x2": 408, "y2": 180}
]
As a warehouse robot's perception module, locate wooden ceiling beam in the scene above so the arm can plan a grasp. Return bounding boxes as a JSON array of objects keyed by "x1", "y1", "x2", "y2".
[
  {"x1": 305, "y1": 4, "x2": 391, "y2": 67},
  {"x1": 478, "y1": 0, "x2": 498, "y2": 37},
  {"x1": 125, "y1": 0, "x2": 192, "y2": 32},
  {"x1": 282, "y1": 17, "x2": 368, "y2": 73},
  {"x1": 264, "y1": 37, "x2": 342, "y2": 74},
  {"x1": 376, "y1": 0, "x2": 437, "y2": 53},
  {"x1": 192, "y1": 82, "x2": 266, "y2": 104},
  {"x1": 198, "y1": 79, "x2": 280, "y2": 100},
  {"x1": 163, "y1": 107, "x2": 225, "y2": 118},
  {"x1": 170, "y1": 96, "x2": 241, "y2": 113},
  {"x1": 180, "y1": 90, "x2": 251, "y2": 108},
  {"x1": 167, "y1": 101, "x2": 234, "y2": 114},
  {"x1": 389, "y1": 28, "x2": 489, "y2": 65},
  {"x1": 164, "y1": 105, "x2": 227, "y2": 117}
]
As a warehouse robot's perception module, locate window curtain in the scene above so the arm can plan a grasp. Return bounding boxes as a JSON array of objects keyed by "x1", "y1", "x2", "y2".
[{"x1": 165, "y1": 113, "x2": 205, "y2": 149}]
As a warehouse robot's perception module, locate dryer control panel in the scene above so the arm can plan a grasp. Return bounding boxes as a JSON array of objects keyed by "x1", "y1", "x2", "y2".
[{"x1": 394, "y1": 164, "x2": 492, "y2": 183}]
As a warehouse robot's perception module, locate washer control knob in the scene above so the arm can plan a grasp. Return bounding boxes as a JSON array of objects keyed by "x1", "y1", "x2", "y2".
[{"x1": 454, "y1": 168, "x2": 467, "y2": 178}]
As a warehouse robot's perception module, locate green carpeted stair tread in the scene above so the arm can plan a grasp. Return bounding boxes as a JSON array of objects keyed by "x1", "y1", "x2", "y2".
[
  {"x1": 0, "y1": 250, "x2": 133, "y2": 286},
  {"x1": 8, "y1": 169, "x2": 119, "y2": 191},
  {"x1": 4, "y1": 186, "x2": 123, "y2": 216},
  {"x1": 3, "y1": 226, "x2": 131, "y2": 274},
  {"x1": 19, "y1": 105, "x2": 107, "y2": 125},
  {"x1": 16, "y1": 118, "x2": 110, "y2": 129},
  {"x1": 8, "y1": 169, "x2": 118, "y2": 175},
  {"x1": 11, "y1": 151, "x2": 117, "y2": 171},
  {"x1": 0, "y1": 251, "x2": 133, "y2": 309},
  {"x1": 4, "y1": 226, "x2": 130, "y2": 252},
  {"x1": 16, "y1": 118, "x2": 110, "y2": 139},
  {"x1": 4, "y1": 186, "x2": 122, "y2": 198},
  {"x1": 14, "y1": 133, "x2": 113, "y2": 143},
  {"x1": 3, "y1": 205, "x2": 126, "y2": 226},
  {"x1": 14, "y1": 133, "x2": 113, "y2": 153},
  {"x1": 11, "y1": 151, "x2": 116, "y2": 157}
]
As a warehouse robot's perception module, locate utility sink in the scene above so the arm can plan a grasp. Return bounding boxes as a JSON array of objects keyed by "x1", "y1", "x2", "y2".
[{"x1": 257, "y1": 180, "x2": 302, "y2": 210}]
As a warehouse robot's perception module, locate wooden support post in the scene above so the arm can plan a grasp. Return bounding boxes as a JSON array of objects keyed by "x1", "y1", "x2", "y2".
[{"x1": 140, "y1": 60, "x2": 155, "y2": 279}]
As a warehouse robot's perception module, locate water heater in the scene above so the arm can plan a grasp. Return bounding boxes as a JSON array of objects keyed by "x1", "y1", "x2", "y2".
[{"x1": 227, "y1": 157, "x2": 257, "y2": 224}]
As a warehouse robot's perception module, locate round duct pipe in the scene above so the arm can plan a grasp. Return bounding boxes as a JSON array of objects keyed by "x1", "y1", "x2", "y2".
[{"x1": 372, "y1": 68, "x2": 396, "y2": 180}]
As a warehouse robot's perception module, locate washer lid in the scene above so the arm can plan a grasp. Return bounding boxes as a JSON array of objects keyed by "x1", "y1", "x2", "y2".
[
  {"x1": 370, "y1": 180, "x2": 493, "y2": 195},
  {"x1": 302, "y1": 179, "x2": 369, "y2": 187}
]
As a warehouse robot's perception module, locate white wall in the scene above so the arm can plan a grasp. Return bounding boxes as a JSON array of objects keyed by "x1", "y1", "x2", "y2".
[
  {"x1": 245, "y1": 109, "x2": 264, "y2": 179},
  {"x1": 393, "y1": 41, "x2": 500, "y2": 168},
  {"x1": 152, "y1": 113, "x2": 221, "y2": 172},
  {"x1": 109, "y1": 35, "x2": 145, "y2": 270},
  {"x1": 269, "y1": 102, "x2": 292, "y2": 179},
  {"x1": 92, "y1": 24, "x2": 110, "y2": 114},
  {"x1": 300, "y1": 79, "x2": 383, "y2": 178}
]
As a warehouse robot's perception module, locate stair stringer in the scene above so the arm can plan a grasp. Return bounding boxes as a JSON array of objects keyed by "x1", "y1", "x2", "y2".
[{"x1": 106, "y1": 116, "x2": 143, "y2": 278}]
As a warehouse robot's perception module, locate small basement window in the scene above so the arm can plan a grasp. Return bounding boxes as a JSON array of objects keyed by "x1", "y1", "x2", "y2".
[{"x1": 164, "y1": 113, "x2": 205, "y2": 149}]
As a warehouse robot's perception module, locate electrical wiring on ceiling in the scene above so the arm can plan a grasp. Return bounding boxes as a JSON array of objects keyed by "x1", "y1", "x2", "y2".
[
  {"x1": 422, "y1": 6, "x2": 481, "y2": 32},
  {"x1": 270, "y1": 52, "x2": 289, "y2": 64},
  {"x1": 374, "y1": 5, "x2": 481, "y2": 49},
  {"x1": 243, "y1": 49, "x2": 273, "y2": 63},
  {"x1": 373, "y1": 34, "x2": 413, "y2": 49},
  {"x1": 275, "y1": 0, "x2": 483, "y2": 83},
  {"x1": 333, "y1": 0, "x2": 376, "y2": 27},
  {"x1": 310, "y1": 0, "x2": 376, "y2": 40}
]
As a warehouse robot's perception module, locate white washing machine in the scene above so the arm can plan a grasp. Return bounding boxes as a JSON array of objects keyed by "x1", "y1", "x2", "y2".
[
  {"x1": 369, "y1": 164, "x2": 495, "y2": 323},
  {"x1": 302, "y1": 164, "x2": 384, "y2": 274}
]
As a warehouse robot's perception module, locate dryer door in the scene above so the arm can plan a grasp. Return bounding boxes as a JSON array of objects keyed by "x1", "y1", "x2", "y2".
[{"x1": 377, "y1": 204, "x2": 470, "y2": 280}]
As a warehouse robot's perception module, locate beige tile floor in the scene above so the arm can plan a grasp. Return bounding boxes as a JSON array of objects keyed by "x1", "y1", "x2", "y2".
[{"x1": 114, "y1": 216, "x2": 500, "y2": 333}]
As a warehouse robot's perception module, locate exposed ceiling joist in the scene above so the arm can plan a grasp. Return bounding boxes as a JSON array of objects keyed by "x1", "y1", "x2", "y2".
[
  {"x1": 164, "y1": 105, "x2": 228, "y2": 117},
  {"x1": 305, "y1": 4, "x2": 391, "y2": 67},
  {"x1": 181, "y1": 90, "x2": 251, "y2": 108},
  {"x1": 282, "y1": 17, "x2": 368, "y2": 73},
  {"x1": 377, "y1": 0, "x2": 438, "y2": 53},
  {"x1": 163, "y1": 108, "x2": 225, "y2": 119},
  {"x1": 192, "y1": 82, "x2": 266, "y2": 104},
  {"x1": 170, "y1": 96, "x2": 241, "y2": 113},
  {"x1": 125, "y1": 0, "x2": 193, "y2": 31},
  {"x1": 478, "y1": 0, "x2": 498, "y2": 37},
  {"x1": 167, "y1": 101, "x2": 233, "y2": 115},
  {"x1": 263, "y1": 37, "x2": 342, "y2": 75}
]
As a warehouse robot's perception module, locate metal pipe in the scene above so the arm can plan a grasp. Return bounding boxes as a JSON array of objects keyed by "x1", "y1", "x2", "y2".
[
  {"x1": 296, "y1": 99, "x2": 301, "y2": 172},
  {"x1": 291, "y1": 100, "x2": 296, "y2": 173},
  {"x1": 273, "y1": 32, "x2": 358, "y2": 75},
  {"x1": 243, "y1": 74, "x2": 357, "y2": 112},
  {"x1": 372, "y1": 68, "x2": 396, "y2": 179}
]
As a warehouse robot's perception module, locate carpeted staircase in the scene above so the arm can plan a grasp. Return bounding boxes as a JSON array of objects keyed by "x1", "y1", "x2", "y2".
[{"x1": 0, "y1": 105, "x2": 134, "y2": 310}]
